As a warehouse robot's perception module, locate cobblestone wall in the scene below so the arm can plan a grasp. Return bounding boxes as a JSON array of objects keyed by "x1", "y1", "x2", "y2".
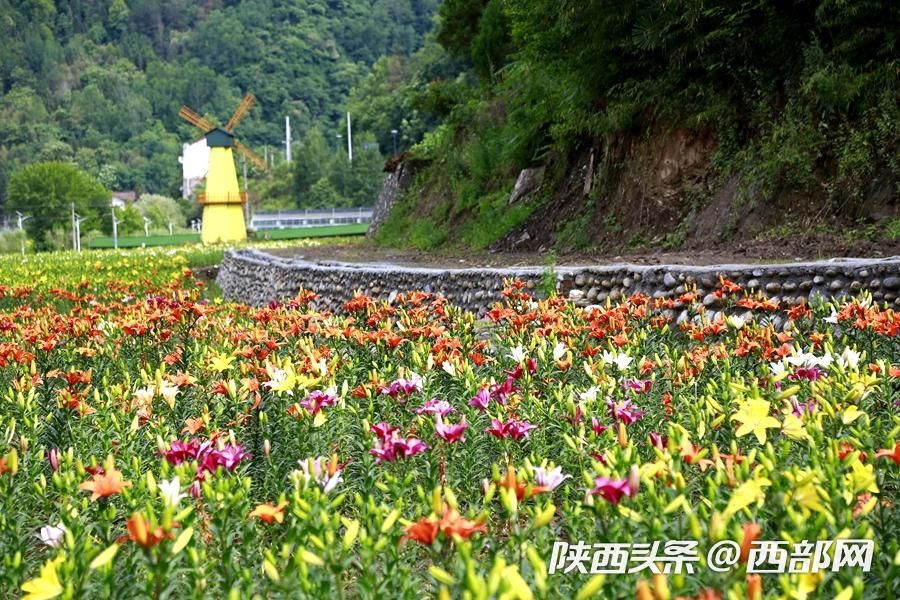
[{"x1": 218, "y1": 249, "x2": 900, "y2": 317}]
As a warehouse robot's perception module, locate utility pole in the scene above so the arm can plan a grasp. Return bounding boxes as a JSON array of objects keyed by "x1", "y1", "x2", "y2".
[
  {"x1": 15, "y1": 211, "x2": 30, "y2": 256},
  {"x1": 285, "y1": 116, "x2": 292, "y2": 163},
  {"x1": 111, "y1": 205, "x2": 119, "y2": 250},
  {"x1": 71, "y1": 203, "x2": 76, "y2": 251},
  {"x1": 346, "y1": 112, "x2": 353, "y2": 162},
  {"x1": 74, "y1": 213, "x2": 87, "y2": 252},
  {"x1": 242, "y1": 158, "x2": 250, "y2": 226}
]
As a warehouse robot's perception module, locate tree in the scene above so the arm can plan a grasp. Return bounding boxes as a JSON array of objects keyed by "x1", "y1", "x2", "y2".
[
  {"x1": 470, "y1": 0, "x2": 511, "y2": 82},
  {"x1": 117, "y1": 204, "x2": 144, "y2": 235},
  {"x1": 133, "y1": 194, "x2": 187, "y2": 231},
  {"x1": 6, "y1": 162, "x2": 109, "y2": 250},
  {"x1": 292, "y1": 128, "x2": 331, "y2": 204}
]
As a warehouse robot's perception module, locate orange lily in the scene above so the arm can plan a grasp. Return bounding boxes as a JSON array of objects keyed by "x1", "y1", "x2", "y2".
[
  {"x1": 403, "y1": 518, "x2": 440, "y2": 545},
  {"x1": 499, "y1": 465, "x2": 548, "y2": 500},
  {"x1": 438, "y1": 506, "x2": 487, "y2": 540},
  {"x1": 875, "y1": 442, "x2": 900, "y2": 465},
  {"x1": 78, "y1": 461, "x2": 132, "y2": 501},
  {"x1": 249, "y1": 501, "x2": 288, "y2": 524},
  {"x1": 739, "y1": 522, "x2": 761, "y2": 563},
  {"x1": 126, "y1": 512, "x2": 172, "y2": 549}
]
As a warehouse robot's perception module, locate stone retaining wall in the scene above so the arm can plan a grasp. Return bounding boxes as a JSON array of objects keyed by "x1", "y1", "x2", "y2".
[{"x1": 217, "y1": 249, "x2": 900, "y2": 316}]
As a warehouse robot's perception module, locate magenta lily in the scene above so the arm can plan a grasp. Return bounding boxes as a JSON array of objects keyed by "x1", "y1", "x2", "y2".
[
  {"x1": 607, "y1": 398, "x2": 644, "y2": 425},
  {"x1": 435, "y1": 417, "x2": 468, "y2": 443},
  {"x1": 485, "y1": 418, "x2": 537, "y2": 440},
  {"x1": 415, "y1": 398, "x2": 455, "y2": 417},
  {"x1": 589, "y1": 476, "x2": 635, "y2": 504},
  {"x1": 469, "y1": 387, "x2": 491, "y2": 411}
]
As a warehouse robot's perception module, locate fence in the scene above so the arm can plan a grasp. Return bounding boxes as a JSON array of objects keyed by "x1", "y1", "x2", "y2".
[{"x1": 249, "y1": 207, "x2": 373, "y2": 231}]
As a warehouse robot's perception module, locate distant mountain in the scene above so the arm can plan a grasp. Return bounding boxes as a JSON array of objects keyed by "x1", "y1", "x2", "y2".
[{"x1": 0, "y1": 0, "x2": 438, "y2": 198}]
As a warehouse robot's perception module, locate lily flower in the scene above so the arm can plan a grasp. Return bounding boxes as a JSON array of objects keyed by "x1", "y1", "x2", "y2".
[
  {"x1": 499, "y1": 465, "x2": 548, "y2": 499},
  {"x1": 370, "y1": 422, "x2": 400, "y2": 442},
  {"x1": 591, "y1": 417, "x2": 608, "y2": 436},
  {"x1": 159, "y1": 476, "x2": 186, "y2": 507},
  {"x1": 39, "y1": 523, "x2": 66, "y2": 548},
  {"x1": 623, "y1": 378, "x2": 652, "y2": 394},
  {"x1": 370, "y1": 433, "x2": 429, "y2": 464},
  {"x1": 415, "y1": 398, "x2": 455, "y2": 417},
  {"x1": 731, "y1": 399, "x2": 780, "y2": 444},
  {"x1": 606, "y1": 398, "x2": 644, "y2": 425},
  {"x1": 403, "y1": 517, "x2": 439, "y2": 545},
  {"x1": 788, "y1": 366, "x2": 825, "y2": 382},
  {"x1": 875, "y1": 442, "x2": 900, "y2": 465},
  {"x1": 403, "y1": 505, "x2": 486, "y2": 544},
  {"x1": 438, "y1": 506, "x2": 487, "y2": 540},
  {"x1": 78, "y1": 459, "x2": 132, "y2": 502},
  {"x1": 126, "y1": 512, "x2": 173, "y2": 548},
  {"x1": 531, "y1": 465, "x2": 570, "y2": 491},
  {"x1": 509, "y1": 345, "x2": 527, "y2": 363},
  {"x1": 159, "y1": 381, "x2": 179, "y2": 409},
  {"x1": 601, "y1": 350, "x2": 633, "y2": 371},
  {"x1": 485, "y1": 418, "x2": 537, "y2": 440},
  {"x1": 249, "y1": 501, "x2": 289, "y2": 524},
  {"x1": 300, "y1": 388, "x2": 338, "y2": 417},
  {"x1": 435, "y1": 417, "x2": 468, "y2": 443},
  {"x1": 298, "y1": 455, "x2": 344, "y2": 494},
  {"x1": 21, "y1": 554, "x2": 64, "y2": 600},
  {"x1": 588, "y1": 476, "x2": 635, "y2": 504},
  {"x1": 206, "y1": 444, "x2": 250, "y2": 471},
  {"x1": 490, "y1": 376, "x2": 518, "y2": 403},
  {"x1": 469, "y1": 387, "x2": 491, "y2": 411},
  {"x1": 379, "y1": 374, "x2": 423, "y2": 397}
]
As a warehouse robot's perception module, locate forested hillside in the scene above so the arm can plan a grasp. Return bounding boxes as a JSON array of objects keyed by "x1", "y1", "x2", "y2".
[
  {"x1": 370, "y1": 0, "x2": 900, "y2": 252},
  {"x1": 0, "y1": 0, "x2": 437, "y2": 202}
]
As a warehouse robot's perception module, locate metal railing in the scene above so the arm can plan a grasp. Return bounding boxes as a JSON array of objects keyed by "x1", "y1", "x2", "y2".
[{"x1": 250, "y1": 207, "x2": 374, "y2": 230}]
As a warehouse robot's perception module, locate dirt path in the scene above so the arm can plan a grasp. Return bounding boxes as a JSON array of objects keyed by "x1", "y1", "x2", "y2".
[{"x1": 266, "y1": 236, "x2": 900, "y2": 269}]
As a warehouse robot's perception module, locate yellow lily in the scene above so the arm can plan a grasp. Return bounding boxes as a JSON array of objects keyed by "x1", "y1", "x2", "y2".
[
  {"x1": 21, "y1": 554, "x2": 64, "y2": 600},
  {"x1": 732, "y1": 398, "x2": 781, "y2": 444}
]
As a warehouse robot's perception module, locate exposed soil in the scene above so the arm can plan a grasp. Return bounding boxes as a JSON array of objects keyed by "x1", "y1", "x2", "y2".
[
  {"x1": 488, "y1": 127, "x2": 898, "y2": 256},
  {"x1": 266, "y1": 234, "x2": 900, "y2": 269}
]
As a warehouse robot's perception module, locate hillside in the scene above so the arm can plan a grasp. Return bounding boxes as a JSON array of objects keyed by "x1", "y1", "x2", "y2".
[
  {"x1": 0, "y1": 0, "x2": 437, "y2": 201},
  {"x1": 369, "y1": 0, "x2": 900, "y2": 255}
]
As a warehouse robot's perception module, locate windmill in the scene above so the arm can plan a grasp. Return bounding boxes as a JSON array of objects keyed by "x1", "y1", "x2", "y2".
[{"x1": 178, "y1": 93, "x2": 267, "y2": 243}]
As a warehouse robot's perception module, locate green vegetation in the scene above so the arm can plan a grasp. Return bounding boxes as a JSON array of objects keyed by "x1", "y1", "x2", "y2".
[
  {"x1": 86, "y1": 224, "x2": 367, "y2": 249},
  {"x1": 362, "y1": 0, "x2": 899, "y2": 250},
  {"x1": 5, "y1": 161, "x2": 108, "y2": 250},
  {"x1": 0, "y1": 0, "x2": 438, "y2": 204},
  {"x1": 87, "y1": 234, "x2": 200, "y2": 249},
  {"x1": 251, "y1": 223, "x2": 369, "y2": 239}
]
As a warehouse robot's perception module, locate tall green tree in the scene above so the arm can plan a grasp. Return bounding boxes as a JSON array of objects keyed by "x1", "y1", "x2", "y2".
[{"x1": 6, "y1": 162, "x2": 109, "y2": 250}]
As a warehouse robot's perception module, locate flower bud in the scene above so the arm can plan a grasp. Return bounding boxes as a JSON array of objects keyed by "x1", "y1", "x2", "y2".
[{"x1": 48, "y1": 448, "x2": 60, "y2": 472}]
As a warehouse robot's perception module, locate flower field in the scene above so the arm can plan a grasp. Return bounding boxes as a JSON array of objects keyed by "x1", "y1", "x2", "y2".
[{"x1": 0, "y1": 249, "x2": 898, "y2": 599}]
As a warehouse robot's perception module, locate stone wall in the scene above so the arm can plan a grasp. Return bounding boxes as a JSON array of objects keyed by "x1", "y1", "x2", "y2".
[
  {"x1": 217, "y1": 250, "x2": 900, "y2": 317},
  {"x1": 367, "y1": 158, "x2": 430, "y2": 239}
]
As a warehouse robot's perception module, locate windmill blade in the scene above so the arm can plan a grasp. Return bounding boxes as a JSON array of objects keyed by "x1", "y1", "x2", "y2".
[
  {"x1": 178, "y1": 106, "x2": 216, "y2": 132},
  {"x1": 225, "y1": 93, "x2": 256, "y2": 131},
  {"x1": 234, "y1": 140, "x2": 268, "y2": 171}
]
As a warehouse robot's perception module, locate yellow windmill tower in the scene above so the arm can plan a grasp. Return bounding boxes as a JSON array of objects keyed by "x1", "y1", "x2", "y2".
[{"x1": 178, "y1": 94, "x2": 267, "y2": 243}]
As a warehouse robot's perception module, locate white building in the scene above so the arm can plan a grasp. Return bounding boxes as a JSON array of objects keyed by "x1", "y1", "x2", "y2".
[
  {"x1": 111, "y1": 191, "x2": 137, "y2": 209},
  {"x1": 179, "y1": 138, "x2": 210, "y2": 199}
]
